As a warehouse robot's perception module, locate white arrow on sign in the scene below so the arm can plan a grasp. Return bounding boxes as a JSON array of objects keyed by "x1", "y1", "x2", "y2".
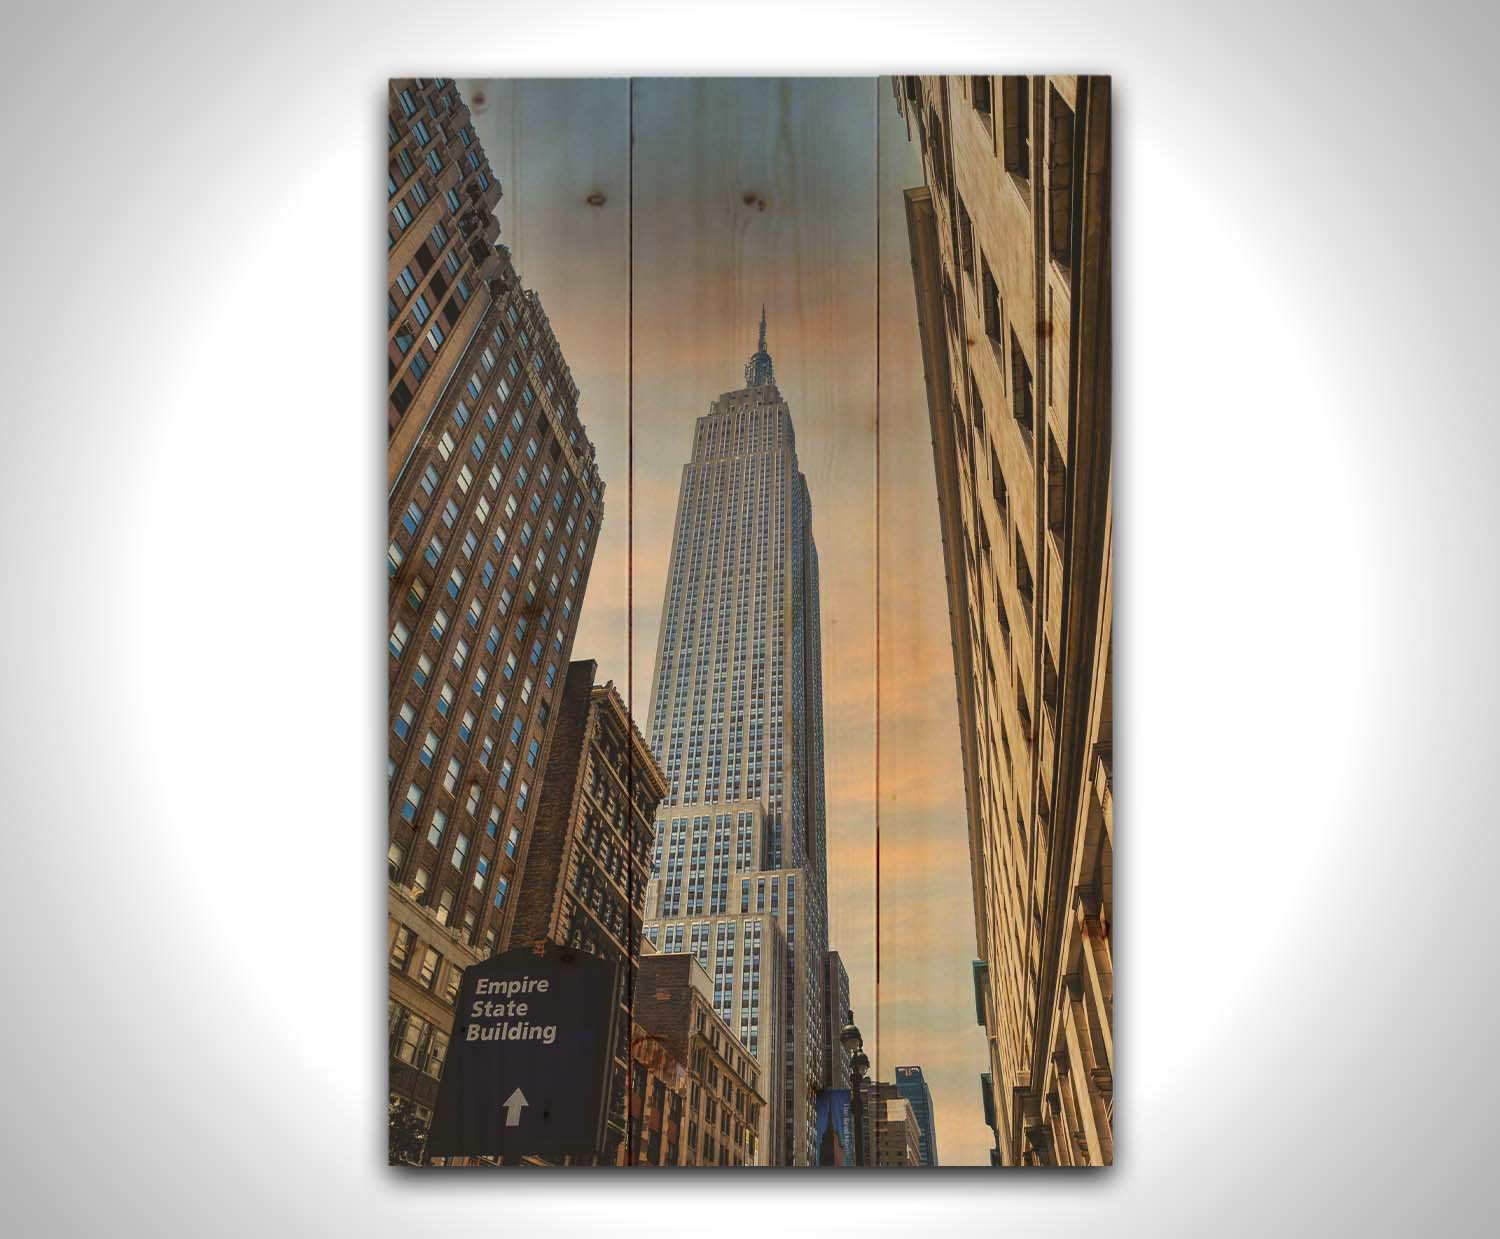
[{"x1": 502, "y1": 1088, "x2": 529, "y2": 1127}]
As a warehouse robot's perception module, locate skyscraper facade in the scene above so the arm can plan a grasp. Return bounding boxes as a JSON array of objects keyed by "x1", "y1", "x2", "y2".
[
  {"x1": 824, "y1": 951, "x2": 852, "y2": 1093},
  {"x1": 895, "y1": 75, "x2": 1113, "y2": 1167},
  {"x1": 641, "y1": 312, "x2": 831, "y2": 1165},
  {"x1": 893, "y1": 1065, "x2": 939, "y2": 1166},
  {"x1": 386, "y1": 77, "x2": 607, "y2": 1134}
]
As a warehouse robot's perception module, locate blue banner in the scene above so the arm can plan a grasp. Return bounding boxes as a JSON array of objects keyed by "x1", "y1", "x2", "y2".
[{"x1": 815, "y1": 1089, "x2": 853, "y2": 1166}]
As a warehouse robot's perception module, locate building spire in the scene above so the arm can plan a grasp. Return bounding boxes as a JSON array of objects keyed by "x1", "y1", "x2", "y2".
[{"x1": 745, "y1": 303, "x2": 775, "y2": 389}]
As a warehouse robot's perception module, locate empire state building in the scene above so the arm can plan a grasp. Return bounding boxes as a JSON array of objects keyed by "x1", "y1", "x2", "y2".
[{"x1": 641, "y1": 309, "x2": 832, "y2": 1165}]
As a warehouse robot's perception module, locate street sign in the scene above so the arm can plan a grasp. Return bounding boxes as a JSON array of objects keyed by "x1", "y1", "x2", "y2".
[{"x1": 426, "y1": 941, "x2": 624, "y2": 1162}]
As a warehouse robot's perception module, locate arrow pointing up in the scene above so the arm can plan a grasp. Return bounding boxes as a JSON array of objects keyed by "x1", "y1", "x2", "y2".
[{"x1": 502, "y1": 1088, "x2": 529, "y2": 1127}]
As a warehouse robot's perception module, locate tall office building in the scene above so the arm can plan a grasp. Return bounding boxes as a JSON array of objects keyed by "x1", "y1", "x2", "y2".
[
  {"x1": 893, "y1": 1065, "x2": 939, "y2": 1166},
  {"x1": 641, "y1": 311, "x2": 831, "y2": 1165},
  {"x1": 824, "y1": 951, "x2": 852, "y2": 1093},
  {"x1": 386, "y1": 78, "x2": 607, "y2": 1135},
  {"x1": 896, "y1": 76, "x2": 1113, "y2": 1167}
]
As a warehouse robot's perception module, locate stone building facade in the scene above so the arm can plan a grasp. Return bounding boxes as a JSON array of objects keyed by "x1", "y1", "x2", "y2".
[
  {"x1": 874, "y1": 1097, "x2": 923, "y2": 1168},
  {"x1": 386, "y1": 77, "x2": 607, "y2": 1135},
  {"x1": 895, "y1": 75, "x2": 1113, "y2": 1167},
  {"x1": 631, "y1": 953, "x2": 767, "y2": 1166},
  {"x1": 854, "y1": 1080, "x2": 920, "y2": 1167}
]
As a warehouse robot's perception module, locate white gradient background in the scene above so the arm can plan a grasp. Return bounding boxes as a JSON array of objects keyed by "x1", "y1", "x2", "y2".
[{"x1": 2, "y1": 0, "x2": 1496, "y2": 1233}]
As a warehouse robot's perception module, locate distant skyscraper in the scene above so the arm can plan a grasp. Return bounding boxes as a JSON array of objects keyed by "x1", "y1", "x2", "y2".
[
  {"x1": 824, "y1": 951, "x2": 852, "y2": 1093},
  {"x1": 641, "y1": 312, "x2": 831, "y2": 1165},
  {"x1": 894, "y1": 1065, "x2": 939, "y2": 1166}
]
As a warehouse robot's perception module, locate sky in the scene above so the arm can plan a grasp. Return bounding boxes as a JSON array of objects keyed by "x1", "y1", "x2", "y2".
[{"x1": 463, "y1": 76, "x2": 992, "y2": 1166}]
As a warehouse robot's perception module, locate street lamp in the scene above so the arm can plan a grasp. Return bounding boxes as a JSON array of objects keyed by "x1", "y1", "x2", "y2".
[{"x1": 839, "y1": 1010, "x2": 870, "y2": 1167}]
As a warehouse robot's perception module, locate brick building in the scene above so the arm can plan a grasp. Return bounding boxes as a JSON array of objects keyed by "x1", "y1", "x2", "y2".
[
  {"x1": 895, "y1": 75, "x2": 1113, "y2": 1166},
  {"x1": 508, "y1": 660, "x2": 669, "y2": 1162},
  {"x1": 386, "y1": 77, "x2": 607, "y2": 1137},
  {"x1": 854, "y1": 1080, "x2": 920, "y2": 1167},
  {"x1": 631, "y1": 953, "x2": 767, "y2": 1166}
]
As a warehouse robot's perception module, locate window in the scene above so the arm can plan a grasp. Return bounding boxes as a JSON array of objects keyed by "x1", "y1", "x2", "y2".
[
  {"x1": 402, "y1": 500, "x2": 423, "y2": 535},
  {"x1": 425, "y1": 535, "x2": 443, "y2": 567},
  {"x1": 1046, "y1": 430, "x2": 1067, "y2": 547},
  {"x1": 398, "y1": 88, "x2": 416, "y2": 117},
  {"x1": 499, "y1": 758, "x2": 514, "y2": 790},
  {"x1": 391, "y1": 199, "x2": 413, "y2": 231},
  {"x1": 420, "y1": 465, "x2": 440, "y2": 496},
  {"x1": 387, "y1": 839, "x2": 406, "y2": 880},
  {"x1": 396, "y1": 265, "x2": 417, "y2": 297},
  {"x1": 389, "y1": 621, "x2": 410, "y2": 658},
  {"x1": 1015, "y1": 531, "x2": 1035, "y2": 611},
  {"x1": 505, "y1": 825, "x2": 520, "y2": 859},
  {"x1": 414, "y1": 652, "x2": 432, "y2": 689},
  {"x1": 1010, "y1": 330, "x2": 1034, "y2": 445},
  {"x1": 1048, "y1": 86, "x2": 1075, "y2": 271},
  {"x1": 493, "y1": 877, "x2": 509, "y2": 909},
  {"x1": 515, "y1": 781, "x2": 530, "y2": 812},
  {"x1": 419, "y1": 730, "x2": 438, "y2": 767},
  {"x1": 972, "y1": 75, "x2": 993, "y2": 129},
  {"x1": 437, "y1": 682, "x2": 454, "y2": 717},
  {"x1": 487, "y1": 805, "x2": 501, "y2": 839},
  {"x1": 390, "y1": 924, "x2": 415, "y2": 968},
  {"x1": 459, "y1": 709, "x2": 475, "y2": 742},
  {"x1": 427, "y1": 809, "x2": 446, "y2": 846},
  {"x1": 443, "y1": 757, "x2": 461, "y2": 794},
  {"x1": 451, "y1": 833, "x2": 469, "y2": 869},
  {"x1": 958, "y1": 196, "x2": 973, "y2": 279},
  {"x1": 1003, "y1": 77, "x2": 1031, "y2": 183},
  {"x1": 435, "y1": 888, "x2": 454, "y2": 924},
  {"x1": 430, "y1": 609, "x2": 449, "y2": 641},
  {"x1": 526, "y1": 738, "x2": 541, "y2": 767},
  {"x1": 402, "y1": 783, "x2": 422, "y2": 821},
  {"x1": 982, "y1": 257, "x2": 1003, "y2": 347}
]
